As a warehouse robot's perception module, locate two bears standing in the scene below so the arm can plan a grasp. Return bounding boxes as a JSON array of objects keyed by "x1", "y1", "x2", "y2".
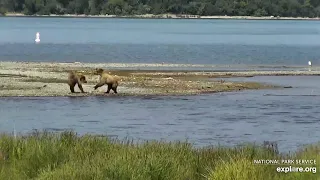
[{"x1": 67, "y1": 68, "x2": 120, "y2": 94}]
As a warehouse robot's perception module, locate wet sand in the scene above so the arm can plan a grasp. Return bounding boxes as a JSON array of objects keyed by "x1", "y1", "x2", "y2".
[{"x1": 0, "y1": 61, "x2": 317, "y2": 97}]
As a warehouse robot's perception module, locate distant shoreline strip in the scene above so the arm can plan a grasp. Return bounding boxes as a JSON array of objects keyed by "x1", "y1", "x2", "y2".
[{"x1": 1, "y1": 13, "x2": 320, "y2": 21}]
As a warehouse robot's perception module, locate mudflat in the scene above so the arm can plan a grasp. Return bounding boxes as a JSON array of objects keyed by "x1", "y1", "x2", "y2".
[{"x1": 0, "y1": 61, "x2": 315, "y2": 97}]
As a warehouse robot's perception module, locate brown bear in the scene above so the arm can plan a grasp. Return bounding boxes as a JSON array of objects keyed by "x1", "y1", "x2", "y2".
[
  {"x1": 67, "y1": 71, "x2": 87, "y2": 93},
  {"x1": 93, "y1": 68, "x2": 120, "y2": 94}
]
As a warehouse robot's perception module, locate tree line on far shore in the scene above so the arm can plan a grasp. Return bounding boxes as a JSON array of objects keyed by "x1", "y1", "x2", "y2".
[{"x1": 0, "y1": 0, "x2": 319, "y2": 18}]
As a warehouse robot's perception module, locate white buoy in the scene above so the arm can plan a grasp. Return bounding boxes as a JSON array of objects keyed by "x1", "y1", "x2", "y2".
[
  {"x1": 35, "y1": 32, "x2": 40, "y2": 43},
  {"x1": 308, "y1": 60, "x2": 312, "y2": 66}
]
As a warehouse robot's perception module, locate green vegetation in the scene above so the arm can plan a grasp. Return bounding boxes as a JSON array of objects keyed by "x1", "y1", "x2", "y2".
[
  {"x1": 0, "y1": 0, "x2": 320, "y2": 17},
  {"x1": 0, "y1": 85, "x2": 41, "y2": 91},
  {"x1": 0, "y1": 131, "x2": 319, "y2": 179},
  {"x1": 23, "y1": 77, "x2": 68, "y2": 84},
  {"x1": 0, "y1": 74, "x2": 28, "y2": 78}
]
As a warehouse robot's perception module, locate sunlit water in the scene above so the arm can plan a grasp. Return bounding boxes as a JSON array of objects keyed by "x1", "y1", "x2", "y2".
[{"x1": 1, "y1": 76, "x2": 319, "y2": 152}]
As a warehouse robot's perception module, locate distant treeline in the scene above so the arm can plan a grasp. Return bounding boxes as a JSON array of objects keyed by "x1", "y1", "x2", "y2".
[{"x1": 0, "y1": 0, "x2": 319, "y2": 18}]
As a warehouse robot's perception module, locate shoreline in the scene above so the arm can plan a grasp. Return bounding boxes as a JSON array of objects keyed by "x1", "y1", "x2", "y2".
[
  {"x1": 0, "y1": 61, "x2": 318, "y2": 97},
  {"x1": 1, "y1": 61, "x2": 318, "y2": 69},
  {"x1": 1, "y1": 61, "x2": 319, "y2": 75},
  {"x1": 2, "y1": 13, "x2": 320, "y2": 21},
  {"x1": 0, "y1": 61, "x2": 290, "y2": 97}
]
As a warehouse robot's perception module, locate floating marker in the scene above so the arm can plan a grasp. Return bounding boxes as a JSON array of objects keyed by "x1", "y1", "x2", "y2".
[
  {"x1": 308, "y1": 61, "x2": 312, "y2": 66},
  {"x1": 35, "y1": 32, "x2": 40, "y2": 43}
]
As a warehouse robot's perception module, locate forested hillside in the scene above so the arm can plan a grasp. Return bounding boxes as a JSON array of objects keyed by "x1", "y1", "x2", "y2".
[{"x1": 0, "y1": 0, "x2": 319, "y2": 18}]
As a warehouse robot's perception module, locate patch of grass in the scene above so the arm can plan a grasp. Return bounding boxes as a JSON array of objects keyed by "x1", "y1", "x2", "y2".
[
  {"x1": 124, "y1": 76, "x2": 274, "y2": 93},
  {"x1": 207, "y1": 143, "x2": 319, "y2": 180},
  {"x1": 0, "y1": 74, "x2": 28, "y2": 78},
  {"x1": 0, "y1": 131, "x2": 318, "y2": 180},
  {"x1": 22, "y1": 78, "x2": 68, "y2": 84},
  {"x1": 0, "y1": 85, "x2": 41, "y2": 91}
]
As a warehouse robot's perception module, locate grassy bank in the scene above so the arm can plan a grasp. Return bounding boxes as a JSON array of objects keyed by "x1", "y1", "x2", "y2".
[{"x1": 0, "y1": 131, "x2": 318, "y2": 180}]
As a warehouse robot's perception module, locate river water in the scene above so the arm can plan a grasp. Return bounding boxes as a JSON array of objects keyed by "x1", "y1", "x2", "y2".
[
  {"x1": 1, "y1": 17, "x2": 320, "y2": 152},
  {"x1": 1, "y1": 17, "x2": 320, "y2": 65},
  {"x1": 0, "y1": 76, "x2": 319, "y2": 152}
]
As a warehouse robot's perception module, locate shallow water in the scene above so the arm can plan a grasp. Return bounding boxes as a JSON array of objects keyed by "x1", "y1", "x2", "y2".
[
  {"x1": 1, "y1": 17, "x2": 320, "y2": 66},
  {"x1": 1, "y1": 76, "x2": 320, "y2": 152}
]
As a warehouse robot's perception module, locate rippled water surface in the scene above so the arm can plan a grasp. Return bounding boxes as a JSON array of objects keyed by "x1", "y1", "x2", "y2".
[
  {"x1": 1, "y1": 76, "x2": 320, "y2": 152},
  {"x1": 1, "y1": 17, "x2": 320, "y2": 65},
  {"x1": 1, "y1": 17, "x2": 320, "y2": 152}
]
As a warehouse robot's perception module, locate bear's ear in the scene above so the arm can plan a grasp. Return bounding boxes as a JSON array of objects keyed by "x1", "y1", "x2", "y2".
[
  {"x1": 80, "y1": 75, "x2": 87, "y2": 83},
  {"x1": 96, "y1": 68, "x2": 104, "y2": 74}
]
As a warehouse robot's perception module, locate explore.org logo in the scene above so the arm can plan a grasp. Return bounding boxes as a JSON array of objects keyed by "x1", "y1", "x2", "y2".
[{"x1": 253, "y1": 159, "x2": 317, "y2": 174}]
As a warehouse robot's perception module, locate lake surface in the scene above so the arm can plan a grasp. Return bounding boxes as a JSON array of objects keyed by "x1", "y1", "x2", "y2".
[
  {"x1": 1, "y1": 17, "x2": 320, "y2": 66},
  {"x1": 1, "y1": 17, "x2": 320, "y2": 152},
  {"x1": 1, "y1": 76, "x2": 320, "y2": 152}
]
